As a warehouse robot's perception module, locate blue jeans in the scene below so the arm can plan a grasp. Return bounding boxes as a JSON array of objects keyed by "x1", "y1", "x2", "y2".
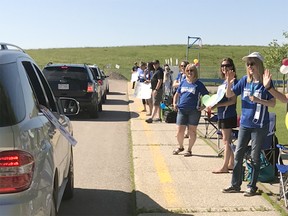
[{"x1": 231, "y1": 123, "x2": 269, "y2": 190}]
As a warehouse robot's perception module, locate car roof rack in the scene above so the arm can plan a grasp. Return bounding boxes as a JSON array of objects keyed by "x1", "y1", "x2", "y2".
[{"x1": 0, "y1": 42, "x2": 25, "y2": 53}]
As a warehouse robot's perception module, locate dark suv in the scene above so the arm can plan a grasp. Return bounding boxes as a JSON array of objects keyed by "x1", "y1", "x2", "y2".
[
  {"x1": 89, "y1": 64, "x2": 107, "y2": 103},
  {"x1": 0, "y1": 43, "x2": 79, "y2": 215},
  {"x1": 43, "y1": 63, "x2": 102, "y2": 118}
]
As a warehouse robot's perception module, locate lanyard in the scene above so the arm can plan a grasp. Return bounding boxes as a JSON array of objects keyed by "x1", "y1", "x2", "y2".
[{"x1": 249, "y1": 82, "x2": 259, "y2": 96}]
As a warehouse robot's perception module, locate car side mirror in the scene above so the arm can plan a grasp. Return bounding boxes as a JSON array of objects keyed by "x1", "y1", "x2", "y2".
[{"x1": 58, "y1": 97, "x2": 80, "y2": 115}]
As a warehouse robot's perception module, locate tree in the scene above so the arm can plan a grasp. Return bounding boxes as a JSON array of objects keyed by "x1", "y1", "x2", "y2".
[{"x1": 264, "y1": 31, "x2": 288, "y2": 92}]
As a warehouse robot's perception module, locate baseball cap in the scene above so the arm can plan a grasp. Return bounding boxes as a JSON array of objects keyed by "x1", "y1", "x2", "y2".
[
  {"x1": 152, "y1": 60, "x2": 160, "y2": 64},
  {"x1": 242, "y1": 52, "x2": 264, "y2": 62}
]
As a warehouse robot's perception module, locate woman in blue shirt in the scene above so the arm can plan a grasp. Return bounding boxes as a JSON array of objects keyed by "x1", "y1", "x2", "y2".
[
  {"x1": 172, "y1": 63, "x2": 209, "y2": 156},
  {"x1": 222, "y1": 52, "x2": 275, "y2": 196},
  {"x1": 211, "y1": 58, "x2": 238, "y2": 174}
]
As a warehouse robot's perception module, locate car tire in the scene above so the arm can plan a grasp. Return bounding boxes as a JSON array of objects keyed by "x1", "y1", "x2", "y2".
[
  {"x1": 102, "y1": 93, "x2": 106, "y2": 104},
  {"x1": 90, "y1": 104, "x2": 99, "y2": 118},
  {"x1": 98, "y1": 101, "x2": 103, "y2": 112},
  {"x1": 63, "y1": 149, "x2": 74, "y2": 200}
]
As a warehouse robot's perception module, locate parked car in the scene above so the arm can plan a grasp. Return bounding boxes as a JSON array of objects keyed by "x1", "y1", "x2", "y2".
[
  {"x1": 0, "y1": 43, "x2": 80, "y2": 215},
  {"x1": 43, "y1": 63, "x2": 102, "y2": 118},
  {"x1": 100, "y1": 69, "x2": 109, "y2": 94},
  {"x1": 89, "y1": 64, "x2": 107, "y2": 103}
]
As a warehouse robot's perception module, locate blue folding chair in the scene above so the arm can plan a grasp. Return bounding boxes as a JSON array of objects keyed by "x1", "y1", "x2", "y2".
[{"x1": 276, "y1": 144, "x2": 288, "y2": 208}]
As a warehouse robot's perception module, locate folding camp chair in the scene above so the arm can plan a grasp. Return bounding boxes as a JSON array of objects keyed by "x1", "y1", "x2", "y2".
[
  {"x1": 276, "y1": 144, "x2": 288, "y2": 208},
  {"x1": 203, "y1": 109, "x2": 219, "y2": 139},
  {"x1": 216, "y1": 115, "x2": 240, "y2": 156},
  {"x1": 217, "y1": 129, "x2": 238, "y2": 156}
]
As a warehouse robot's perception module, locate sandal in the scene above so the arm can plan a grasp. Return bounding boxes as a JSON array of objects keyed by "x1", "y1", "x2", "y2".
[
  {"x1": 172, "y1": 147, "x2": 184, "y2": 155},
  {"x1": 184, "y1": 151, "x2": 192, "y2": 157}
]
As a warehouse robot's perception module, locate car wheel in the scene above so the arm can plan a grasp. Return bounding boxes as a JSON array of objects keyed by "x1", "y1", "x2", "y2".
[
  {"x1": 90, "y1": 104, "x2": 99, "y2": 118},
  {"x1": 63, "y1": 150, "x2": 74, "y2": 200},
  {"x1": 98, "y1": 101, "x2": 103, "y2": 112},
  {"x1": 102, "y1": 93, "x2": 106, "y2": 104}
]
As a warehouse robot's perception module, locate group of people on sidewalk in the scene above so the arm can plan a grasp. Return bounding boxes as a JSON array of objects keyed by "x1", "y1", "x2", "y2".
[{"x1": 132, "y1": 52, "x2": 287, "y2": 197}]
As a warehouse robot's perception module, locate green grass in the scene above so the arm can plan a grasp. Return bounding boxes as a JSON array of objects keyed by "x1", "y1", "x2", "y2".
[
  {"x1": 27, "y1": 45, "x2": 274, "y2": 80},
  {"x1": 25, "y1": 44, "x2": 287, "y2": 144}
]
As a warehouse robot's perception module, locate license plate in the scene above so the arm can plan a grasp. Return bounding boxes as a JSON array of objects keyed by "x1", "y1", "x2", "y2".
[{"x1": 58, "y1": 84, "x2": 69, "y2": 90}]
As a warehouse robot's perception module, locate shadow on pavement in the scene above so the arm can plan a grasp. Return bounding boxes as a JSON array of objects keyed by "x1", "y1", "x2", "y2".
[{"x1": 59, "y1": 189, "x2": 186, "y2": 216}]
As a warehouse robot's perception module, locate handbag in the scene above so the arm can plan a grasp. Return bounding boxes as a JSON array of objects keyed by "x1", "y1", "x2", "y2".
[{"x1": 245, "y1": 151, "x2": 275, "y2": 183}]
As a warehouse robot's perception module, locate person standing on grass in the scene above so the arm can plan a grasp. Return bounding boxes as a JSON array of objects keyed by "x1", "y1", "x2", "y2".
[
  {"x1": 222, "y1": 52, "x2": 275, "y2": 196},
  {"x1": 210, "y1": 58, "x2": 238, "y2": 174},
  {"x1": 145, "y1": 60, "x2": 164, "y2": 123},
  {"x1": 172, "y1": 63, "x2": 209, "y2": 157}
]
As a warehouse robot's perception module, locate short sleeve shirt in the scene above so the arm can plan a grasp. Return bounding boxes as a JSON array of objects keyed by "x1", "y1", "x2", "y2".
[
  {"x1": 151, "y1": 67, "x2": 164, "y2": 90},
  {"x1": 232, "y1": 75, "x2": 274, "y2": 128},
  {"x1": 177, "y1": 79, "x2": 209, "y2": 111},
  {"x1": 217, "y1": 79, "x2": 238, "y2": 120}
]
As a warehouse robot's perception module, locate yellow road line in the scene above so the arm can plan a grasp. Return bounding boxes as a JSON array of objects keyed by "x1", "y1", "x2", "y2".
[{"x1": 140, "y1": 112, "x2": 181, "y2": 206}]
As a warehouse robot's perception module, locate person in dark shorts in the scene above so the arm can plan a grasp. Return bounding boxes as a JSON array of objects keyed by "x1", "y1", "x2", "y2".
[
  {"x1": 145, "y1": 60, "x2": 164, "y2": 123},
  {"x1": 211, "y1": 58, "x2": 238, "y2": 174}
]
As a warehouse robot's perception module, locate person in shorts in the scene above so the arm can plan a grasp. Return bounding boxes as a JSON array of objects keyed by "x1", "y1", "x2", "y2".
[
  {"x1": 210, "y1": 58, "x2": 238, "y2": 174},
  {"x1": 145, "y1": 60, "x2": 164, "y2": 123},
  {"x1": 172, "y1": 63, "x2": 209, "y2": 156}
]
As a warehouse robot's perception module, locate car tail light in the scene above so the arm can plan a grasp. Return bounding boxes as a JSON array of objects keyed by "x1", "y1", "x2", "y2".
[
  {"x1": 0, "y1": 150, "x2": 34, "y2": 194},
  {"x1": 87, "y1": 83, "x2": 94, "y2": 92},
  {"x1": 97, "y1": 80, "x2": 103, "y2": 85}
]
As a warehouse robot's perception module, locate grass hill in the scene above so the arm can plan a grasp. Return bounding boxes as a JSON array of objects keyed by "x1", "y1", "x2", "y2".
[{"x1": 26, "y1": 44, "x2": 271, "y2": 80}]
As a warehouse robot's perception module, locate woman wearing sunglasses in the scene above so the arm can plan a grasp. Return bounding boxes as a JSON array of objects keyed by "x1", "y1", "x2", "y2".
[
  {"x1": 211, "y1": 58, "x2": 238, "y2": 174},
  {"x1": 222, "y1": 52, "x2": 276, "y2": 196},
  {"x1": 172, "y1": 63, "x2": 209, "y2": 157}
]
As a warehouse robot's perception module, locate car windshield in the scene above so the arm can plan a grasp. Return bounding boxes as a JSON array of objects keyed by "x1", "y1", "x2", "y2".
[
  {"x1": 0, "y1": 62, "x2": 25, "y2": 126},
  {"x1": 43, "y1": 66, "x2": 88, "y2": 81}
]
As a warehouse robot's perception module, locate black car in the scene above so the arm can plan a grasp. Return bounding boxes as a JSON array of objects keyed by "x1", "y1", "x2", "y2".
[{"x1": 43, "y1": 63, "x2": 102, "y2": 118}]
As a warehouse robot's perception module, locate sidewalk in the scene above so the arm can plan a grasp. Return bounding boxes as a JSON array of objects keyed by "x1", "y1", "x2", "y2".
[{"x1": 128, "y1": 83, "x2": 286, "y2": 215}]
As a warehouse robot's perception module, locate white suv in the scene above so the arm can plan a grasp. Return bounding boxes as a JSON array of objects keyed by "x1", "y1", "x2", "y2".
[{"x1": 0, "y1": 43, "x2": 79, "y2": 215}]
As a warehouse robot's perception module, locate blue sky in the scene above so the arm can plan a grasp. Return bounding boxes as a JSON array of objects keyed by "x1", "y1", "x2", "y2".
[{"x1": 2, "y1": 0, "x2": 287, "y2": 49}]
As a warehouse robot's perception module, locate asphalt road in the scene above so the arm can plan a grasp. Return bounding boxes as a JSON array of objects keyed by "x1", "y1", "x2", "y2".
[{"x1": 58, "y1": 79, "x2": 134, "y2": 216}]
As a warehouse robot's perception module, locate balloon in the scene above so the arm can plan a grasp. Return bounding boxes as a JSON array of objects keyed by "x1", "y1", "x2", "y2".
[
  {"x1": 160, "y1": 102, "x2": 167, "y2": 110},
  {"x1": 280, "y1": 65, "x2": 288, "y2": 74},
  {"x1": 282, "y1": 58, "x2": 288, "y2": 66},
  {"x1": 193, "y1": 59, "x2": 199, "y2": 64}
]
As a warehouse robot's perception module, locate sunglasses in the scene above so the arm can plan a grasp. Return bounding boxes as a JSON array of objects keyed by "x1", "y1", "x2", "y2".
[
  {"x1": 180, "y1": 65, "x2": 186, "y2": 67},
  {"x1": 246, "y1": 62, "x2": 255, "y2": 67},
  {"x1": 186, "y1": 69, "x2": 194, "y2": 72},
  {"x1": 221, "y1": 64, "x2": 232, "y2": 68}
]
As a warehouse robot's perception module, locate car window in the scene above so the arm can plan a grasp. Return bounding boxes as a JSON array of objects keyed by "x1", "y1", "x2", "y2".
[
  {"x1": 0, "y1": 62, "x2": 25, "y2": 126},
  {"x1": 43, "y1": 66, "x2": 88, "y2": 81},
  {"x1": 33, "y1": 64, "x2": 58, "y2": 112},
  {"x1": 90, "y1": 68, "x2": 101, "y2": 79},
  {"x1": 22, "y1": 61, "x2": 56, "y2": 112}
]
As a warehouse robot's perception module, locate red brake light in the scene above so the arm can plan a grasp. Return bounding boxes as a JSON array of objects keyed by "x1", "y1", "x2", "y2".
[
  {"x1": 97, "y1": 80, "x2": 103, "y2": 85},
  {"x1": 0, "y1": 150, "x2": 34, "y2": 193},
  {"x1": 61, "y1": 66, "x2": 68, "y2": 69},
  {"x1": 87, "y1": 83, "x2": 94, "y2": 92}
]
